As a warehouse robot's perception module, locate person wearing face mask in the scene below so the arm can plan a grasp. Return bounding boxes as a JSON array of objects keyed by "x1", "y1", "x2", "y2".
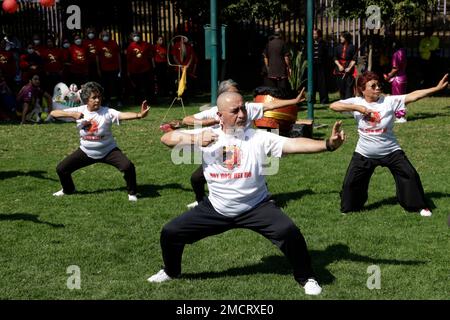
[
  {"x1": 19, "y1": 42, "x2": 44, "y2": 84},
  {"x1": 41, "y1": 37, "x2": 64, "y2": 94},
  {"x1": 0, "y1": 39, "x2": 17, "y2": 90},
  {"x1": 84, "y1": 27, "x2": 101, "y2": 82},
  {"x1": 153, "y1": 35, "x2": 168, "y2": 97},
  {"x1": 60, "y1": 38, "x2": 71, "y2": 84},
  {"x1": 31, "y1": 34, "x2": 45, "y2": 57},
  {"x1": 98, "y1": 30, "x2": 122, "y2": 107},
  {"x1": 68, "y1": 34, "x2": 89, "y2": 86},
  {"x1": 126, "y1": 31, "x2": 155, "y2": 104}
]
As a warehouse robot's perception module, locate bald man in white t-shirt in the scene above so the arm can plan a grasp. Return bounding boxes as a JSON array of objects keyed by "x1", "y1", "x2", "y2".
[{"x1": 148, "y1": 91, "x2": 345, "y2": 296}]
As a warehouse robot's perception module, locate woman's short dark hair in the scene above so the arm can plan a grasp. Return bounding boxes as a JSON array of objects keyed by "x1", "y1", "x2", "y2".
[
  {"x1": 356, "y1": 71, "x2": 380, "y2": 96},
  {"x1": 341, "y1": 31, "x2": 352, "y2": 43},
  {"x1": 80, "y1": 81, "x2": 104, "y2": 104}
]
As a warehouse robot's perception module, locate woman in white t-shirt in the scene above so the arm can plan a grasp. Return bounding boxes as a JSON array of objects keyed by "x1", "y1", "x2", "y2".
[
  {"x1": 50, "y1": 81, "x2": 150, "y2": 201},
  {"x1": 330, "y1": 72, "x2": 448, "y2": 216}
]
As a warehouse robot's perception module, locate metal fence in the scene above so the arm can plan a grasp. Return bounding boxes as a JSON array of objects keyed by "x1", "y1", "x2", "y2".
[{"x1": 1, "y1": 0, "x2": 449, "y2": 90}]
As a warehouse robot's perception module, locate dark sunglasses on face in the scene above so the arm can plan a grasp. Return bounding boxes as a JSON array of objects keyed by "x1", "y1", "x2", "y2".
[{"x1": 369, "y1": 83, "x2": 381, "y2": 90}]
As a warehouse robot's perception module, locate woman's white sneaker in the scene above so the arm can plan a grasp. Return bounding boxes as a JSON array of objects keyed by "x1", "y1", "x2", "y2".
[
  {"x1": 303, "y1": 279, "x2": 322, "y2": 295},
  {"x1": 147, "y1": 269, "x2": 172, "y2": 283},
  {"x1": 419, "y1": 209, "x2": 432, "y2": 217},
  {"x1": 128, "y1": 194, "x2": 138, "y2": 202}
]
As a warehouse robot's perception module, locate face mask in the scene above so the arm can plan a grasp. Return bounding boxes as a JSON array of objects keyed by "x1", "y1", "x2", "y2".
[
  {"x1": 5, "y1": 45, "x2": 11, "y2": 51},
  {"x1": 102, "y1": 36, "x2": 110, "y2": 42},
  {"x1": 133, "y1": 36, "x2": 140, "y2": 42},
  {"x1": 63, "y1": 43, "x2": 70, "y2": 49},
  {"x1": 27, "y1": 48, "x2": 34, "y2": 54},
  {"x1": 33, "y1": 40, "x2": 40, "y2": 45},
  {"x1": 74, "y1": 39, "x2": 82, "y2": 46},
  {"x1": 87, "y1": 33, "x2": 95, "y2": 40}
]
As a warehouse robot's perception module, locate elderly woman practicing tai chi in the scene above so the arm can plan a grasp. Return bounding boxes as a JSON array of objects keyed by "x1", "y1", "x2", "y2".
[{"x1": 330, "y1": 72, "x2": 448, "y2": 216}]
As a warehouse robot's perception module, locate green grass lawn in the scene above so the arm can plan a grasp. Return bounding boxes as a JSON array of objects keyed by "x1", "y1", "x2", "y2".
[{"x1": 0, "y1": 93, "x2": 449, "y2": 300}]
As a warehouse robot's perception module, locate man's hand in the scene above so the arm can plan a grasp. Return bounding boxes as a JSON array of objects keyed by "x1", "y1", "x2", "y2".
[
  {"x1": 139, "y1": 100, "x2": 150, "y2": 118},
  {"x1": 197, "y1": 129, "x2": 218, "y2": 147},
  {"x1": 327, "y1": 121, "x2": 345, "y2": 151}
]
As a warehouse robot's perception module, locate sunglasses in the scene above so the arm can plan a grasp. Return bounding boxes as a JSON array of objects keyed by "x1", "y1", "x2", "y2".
[{"x1": 368, "y1": 83, "x2": 381, "y2": 90}]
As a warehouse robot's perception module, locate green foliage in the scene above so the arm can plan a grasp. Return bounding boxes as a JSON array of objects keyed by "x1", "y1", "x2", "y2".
[
  {"x1": 326, "y1": 0, "x2": 437, "y2": 26},
  {"x1": 288, "y1": 49, "x2": 308, "y2": 92}
]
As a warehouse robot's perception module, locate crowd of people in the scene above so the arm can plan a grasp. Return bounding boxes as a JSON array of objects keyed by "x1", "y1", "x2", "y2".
[{"x1": 0, "y1": 28, "x2": 199, "y2": 123}]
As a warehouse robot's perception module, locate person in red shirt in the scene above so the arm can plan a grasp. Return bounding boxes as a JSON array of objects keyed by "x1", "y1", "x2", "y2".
[
  {"x1": 169, "y1": 36, "x2": 196, "y2": 98},
  {"x1": 84, "y1": 27, "x2": 101, "y2": 82},
  {"x1": 41, "y1": 37, "x2": 64, "y2": 93},
  {"x1": 31, "y1": 34, "x2": 46, "y2": 57},
  {"x1": 0, "y1": 39, "x2": 17, "y2": 89},
  {"x1": 153, "y1": 35, "x2": 168, "y2": 97},
  {"x1": 16, "y1": 74, "x2": 52, "y2": 124},
  {"x1": 98, "y1": 30, "x2": 122, "y2": 107},
  {"x1": 126, "y1": 31, "x2": 155, "y2": 104},
  {"x1": 19, "y1": 42, "x2": 44, "y2": 85},
  {"x1": 68, "y1": 34, "x2": 89, "y2": 87}
]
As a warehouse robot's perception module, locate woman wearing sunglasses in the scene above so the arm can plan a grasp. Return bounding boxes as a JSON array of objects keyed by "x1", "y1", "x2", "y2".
[{"x1": 330, "y1": 71, "x2": 448, "y2": 217}]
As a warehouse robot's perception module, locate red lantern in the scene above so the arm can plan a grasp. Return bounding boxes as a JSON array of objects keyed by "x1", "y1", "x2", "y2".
[
  {"x1": 39, "y1": 0, "x2": 56, "y2": 7},
  {"x1": 2, "y1": 0, "x2": 18, "y2": 14}
]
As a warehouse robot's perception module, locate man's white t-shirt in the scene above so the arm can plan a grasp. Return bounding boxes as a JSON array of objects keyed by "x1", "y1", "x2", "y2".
[
  {"x1": 339, "y1": 95, "x2": 406, "y2": 158},
  {"x1": 66, "y1": 105, "x2": 120, "y2": 159},
  {"x1": 193, "y1": 102, "x2": 264, "y2": 125},
  {"x1": 197, "y1": 126, "x2": 287, "y2": 217}
]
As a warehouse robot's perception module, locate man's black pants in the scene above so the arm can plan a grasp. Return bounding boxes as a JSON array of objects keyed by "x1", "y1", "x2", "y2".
[{"x1": 160, "y1": 197, "x2": 315, "y2": 284}]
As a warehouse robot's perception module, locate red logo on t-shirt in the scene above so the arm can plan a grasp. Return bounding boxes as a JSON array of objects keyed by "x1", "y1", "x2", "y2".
[
  {"x1": 363, "y1": 111, "x2": 381, "y2": 126},
  {"x1": 222, "y1": 145, "x2": 241, "y2": 170}
]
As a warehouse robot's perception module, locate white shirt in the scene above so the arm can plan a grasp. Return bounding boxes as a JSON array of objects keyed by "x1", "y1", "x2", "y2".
[
  {"x1": 197, "y1": 126, "x2": 287, "y2": 217},
  {"x1": 193, "y1": 102, "x2": 264, "y2": 126},
  {"x1": 339, "y1": 95, "x2": 406, "y2": 158},
  {"x1": 66, "y1": 105, "x2": 120, "y2": 159}
]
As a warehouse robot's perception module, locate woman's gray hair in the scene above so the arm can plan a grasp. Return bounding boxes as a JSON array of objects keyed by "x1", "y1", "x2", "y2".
[
  {"x1": 218, "y1": 79, "x2": 239, "y2": 96},
  {"x1": 80, "y1": 81, "x2": 104, "y2": 104}
]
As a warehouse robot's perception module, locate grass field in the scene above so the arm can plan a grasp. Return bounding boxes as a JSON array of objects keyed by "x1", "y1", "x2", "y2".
[{"x1": 0, "y1": 93, "x2": 449, "y2": 300}]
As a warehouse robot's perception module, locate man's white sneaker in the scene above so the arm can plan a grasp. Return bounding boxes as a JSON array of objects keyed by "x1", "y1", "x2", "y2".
[
  {"x1": 419, "y1": 208, "x2": 432, "y2": 217},
  {"x1": 303, "y1": 279, "x2": 322, "y2": 295},
  {"x1": 186, "y1": 201, "x2": 198, "y2": 209},
  {"x1": 128, "y1": 194, "x2": 138, "y2": 202},
  {"x1": 52, "y1": 189, "x2": 65, "y2": 197},
  {"x1": 147, "y1": 269, "x2": 172, "y2": 283}
]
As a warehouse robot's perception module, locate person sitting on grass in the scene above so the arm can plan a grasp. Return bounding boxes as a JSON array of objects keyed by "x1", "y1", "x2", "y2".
[
  {"x1": 50, "y1": 81, "x2": 149, "y2": 202},
  {"x1": 148, "y1": 91, "x2": 346, "y2": 296},
  {"x1": 181, "y1": 79, "x2": 306, "y2": 209},
  {"x1": 330, "y1": 72, "x2": 448, "y2": 216},
  {"x1": 16, "y1": 74, "x2": 52, "y2": 124}
]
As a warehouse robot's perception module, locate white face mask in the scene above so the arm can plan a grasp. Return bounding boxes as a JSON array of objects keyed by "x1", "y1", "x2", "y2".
[
  {"x1": 27, "y1": 48, "x2": 34, "y2": 54},
  {"x1": 87, "y1": 33, "x2": 95, "y2": 40},
  {"x1": 102, "y1": 36, "x2": 110, "y2": 42},
  {"x1": 5, "y1": 45, "x2": 11, "y2": 51},
  {"x1": 33, "y1": 40, "x2": 40, "y2": 45},
  {"x1": 63, "y1": 43, "x2": 70, "y2": 49},
  {"x1": 133, "y1": 36, "x2": 140, "y2": 42},
  {"x1": 74, "y1": 39, "x2": 82, "y2": 46}
]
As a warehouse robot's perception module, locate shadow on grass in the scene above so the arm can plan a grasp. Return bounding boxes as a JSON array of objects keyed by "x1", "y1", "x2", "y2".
[
  {"x1": 364, "y1": 192, "x2": 447, "y2": 211},
  {"x1": 182, "y1": 243, "x2": 425, "y2": 285},
  {"x1": 271, "y1": 189, "x2": 315, "y2": 208},
  {"x1": 76, "y1": 183, "x2": 191, "y2": 199},
  {"x1": 406, "y1": 113, "x2": 445, "y2": 122},
  {"x1": 0, "y1": 170, "x2": 58, "y2": 182},
  {"x1": 0, "y1": 213, "x2": 64, "y2": 228}
]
